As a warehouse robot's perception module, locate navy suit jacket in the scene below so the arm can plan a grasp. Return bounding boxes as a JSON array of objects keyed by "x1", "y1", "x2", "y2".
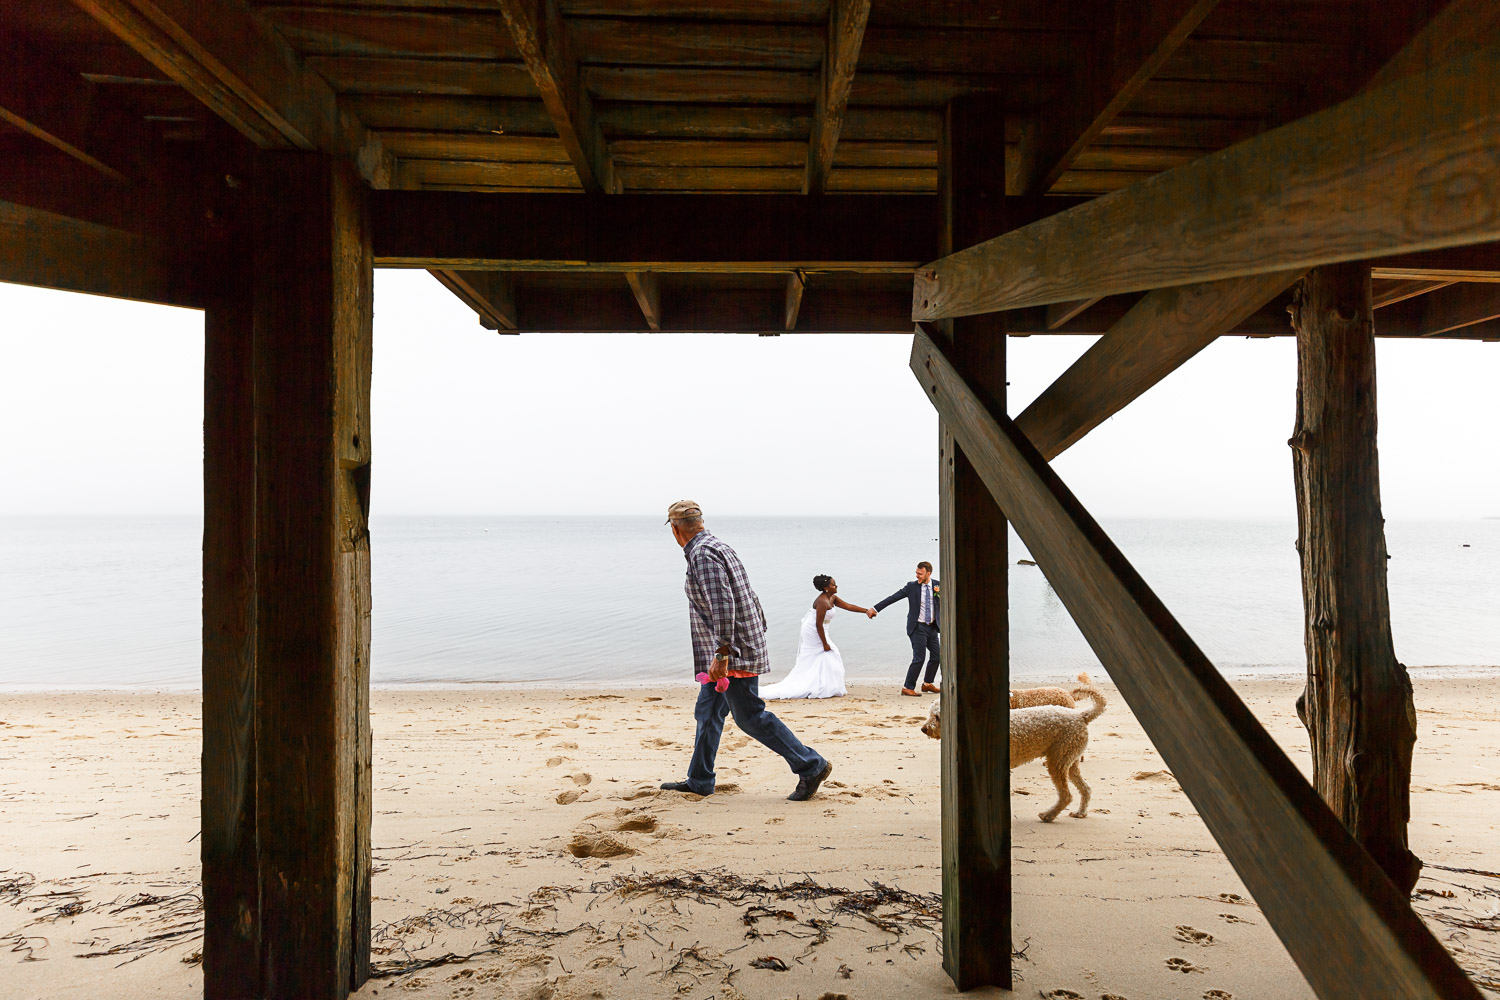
[{"x1": 875, "y1": 579, "x2": 941, "y2": 636}]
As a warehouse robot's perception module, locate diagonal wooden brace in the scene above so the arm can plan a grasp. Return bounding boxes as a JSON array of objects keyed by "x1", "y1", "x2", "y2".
[{"x1": 908, "y1": 325, "x2": 1480, "y2": 1000}]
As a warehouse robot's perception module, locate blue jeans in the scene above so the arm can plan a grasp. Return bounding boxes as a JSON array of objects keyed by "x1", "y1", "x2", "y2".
[{"x1": 685, "y1": 675, "x2": 827, "y2": 794}]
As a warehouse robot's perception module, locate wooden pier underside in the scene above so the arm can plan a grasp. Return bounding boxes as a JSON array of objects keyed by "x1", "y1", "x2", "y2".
[{"x1": 2, "y1": 0, "x2": 1496, "y2": 997}]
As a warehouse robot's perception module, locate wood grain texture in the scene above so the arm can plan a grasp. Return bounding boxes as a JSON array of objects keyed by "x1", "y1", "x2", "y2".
[
  {"x1": 306, "y1": 56, "x2": 537, "y2": 97},
  {"x1": 1014, "y1": 270, "x2": 1301, "y2": 460},
  {"x1": 804, "y1": 0, "x2": 870, "y2": 194},
  {"x1": 431, "y1": 268, "x2": 518, "y2": 330},
  {"x1": 625, "y1": 270, "x2": 662, "y2": 330},
  {"x1": 495, "y1": 0, "x2": 614, "y2": 192},
  {"x1": 201, "y1": 165, "x2": 259, "y2": 998},
  {"x1": 1290, "y1": 263, "x2": 1421, "y2": 897},
  {"x1": 782, "y1": 271, "x2": 805, "y2": 330},
  {"x1": 1013, "y1": 0, "x2": 1220, "y2": 195},
  {"x1": 0, "y1": 199, "x2": 195, "y2": 305},
  {"x1": 252, "y1": 151, "x2": 372, "y2": 999},
  {"x1": 913, "y1": 44, "x2": 1500, "y2": 320},
  {"x1": 936, "y1": 94, "x2": 1010, "y2": 993},
  {"x1": 908, "y1": 325, "x2": 1482, "y2": 1000},
  {"x1": 371, "y1": 192, "x2": 935, "y2": 270},
  {"x1": 70, "y1": 0, "x2": 393, "y2": 185},
  {"x1": 1043, "y1": 295, "x2": 1100, "y2": 330}
]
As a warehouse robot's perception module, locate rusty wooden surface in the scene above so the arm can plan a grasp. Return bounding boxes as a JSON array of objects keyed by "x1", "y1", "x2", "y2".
[
  {"x1": 910, "y1": 324, "x2": 1481, "y2": 1000},
  {"x1": 1291, "y1": 263, "x2": 1422, "y2": 896}
]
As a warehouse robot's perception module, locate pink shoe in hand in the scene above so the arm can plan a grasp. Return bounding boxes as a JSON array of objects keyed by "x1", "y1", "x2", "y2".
[{"x1": 696, "y1": 672, "x2": 730, "y2": 692}]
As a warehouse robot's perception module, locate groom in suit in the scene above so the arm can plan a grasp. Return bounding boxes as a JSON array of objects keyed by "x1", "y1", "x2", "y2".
[{"x1": 874, "y1": 561, "x2": 941, "y2": 697}]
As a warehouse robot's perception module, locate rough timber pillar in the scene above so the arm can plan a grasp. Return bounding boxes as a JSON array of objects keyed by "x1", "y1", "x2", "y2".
[
  {"x1": 1290, "y1": 262, "x2": 1421, "y2": 896},
  {"x1": 252, "y1": 151, "x2": 374, "y2": 999},
  {"x1": 936, "y1": 95, "x2": 1010, "y2": 992},
  {"x1": 202, "y1": 156, "x2": 260, "y2": 999}
]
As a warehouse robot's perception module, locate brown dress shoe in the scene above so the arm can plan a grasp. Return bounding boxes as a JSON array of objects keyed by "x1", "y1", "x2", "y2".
[
  {"x1": 921, "y1": 683, "x2": 941, "y2": 694},
  {"x1": 900, "y1": 687, "x2": 920, "y2": 696}
]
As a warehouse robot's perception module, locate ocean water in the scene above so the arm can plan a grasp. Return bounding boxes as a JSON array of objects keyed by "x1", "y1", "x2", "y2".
[{"x1": 0, "y1": 516, "x2": 1495, "y2": 689}]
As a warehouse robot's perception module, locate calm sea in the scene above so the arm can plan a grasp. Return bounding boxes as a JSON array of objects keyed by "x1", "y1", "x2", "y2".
[{"x1": 0, "y1": 516, "x2": 1495, "y2": 689}]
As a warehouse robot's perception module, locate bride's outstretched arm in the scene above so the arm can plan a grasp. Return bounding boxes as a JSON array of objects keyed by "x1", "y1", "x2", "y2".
[{"x1": 831, "y1": 596, "x2": 874, "y2": 617}]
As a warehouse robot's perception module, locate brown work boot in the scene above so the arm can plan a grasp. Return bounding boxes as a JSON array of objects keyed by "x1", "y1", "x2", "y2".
[
  {"x1": 900, "y1": 687, "x2": 920, "y2": 697},
  {"x1": 921, "y1": 683, "x2": 941, "y2": 694}
]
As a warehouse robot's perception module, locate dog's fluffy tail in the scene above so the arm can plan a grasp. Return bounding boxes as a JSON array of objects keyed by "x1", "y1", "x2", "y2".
[{"x1": 1072, "y1": 684, "x2": 1106, "y2": 723}]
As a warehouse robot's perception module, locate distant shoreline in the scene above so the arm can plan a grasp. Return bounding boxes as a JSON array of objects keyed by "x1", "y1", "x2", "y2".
[{"x1": 3, "y1": 664, "x2": 1497, "y2": 694}]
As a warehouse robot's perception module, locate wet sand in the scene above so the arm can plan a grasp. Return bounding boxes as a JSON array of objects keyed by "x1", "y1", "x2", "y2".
[{"x1": 2, "y1": 674, "x2": 1498, "y2": 999}]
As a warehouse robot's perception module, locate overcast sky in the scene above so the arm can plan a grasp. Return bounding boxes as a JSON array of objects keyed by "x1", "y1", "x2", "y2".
[{"x1": 1, "y1": 270, "x2": 1495, "y2": 520}]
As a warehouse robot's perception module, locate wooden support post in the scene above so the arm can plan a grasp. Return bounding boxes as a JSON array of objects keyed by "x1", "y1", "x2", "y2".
[
  {"x1": 252, "y1": 151, "x2": 373, "y2": 999},
  {"x1": 936, "y1": 94, "x2": 1009, "y2": 993},
  {"x1": 1290, "y1": 263, "x2": 1421, "y2": 896},
  {"x1": 626, "y1": 270, "x2": 662, "y2": 331},
  {"x1": 910, "y1": 325, "x2": 1481, "y2": 1000},
  {"x1": 783, "y1": 271, "x2": 805, "y2": 331},
  {"x1": 201, "y1": 162, "x2": 259, "y2": 1000}
]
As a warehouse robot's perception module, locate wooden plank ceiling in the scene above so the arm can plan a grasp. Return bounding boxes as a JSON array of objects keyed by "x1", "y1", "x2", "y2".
[{"x1": 1, "y1": 0, "x2": 1496, "y2": 335}]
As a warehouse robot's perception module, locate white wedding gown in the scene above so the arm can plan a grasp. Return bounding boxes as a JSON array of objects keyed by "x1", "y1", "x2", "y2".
[{"x1": 760, "y1": 606, "x2": 847, "y2": 699}]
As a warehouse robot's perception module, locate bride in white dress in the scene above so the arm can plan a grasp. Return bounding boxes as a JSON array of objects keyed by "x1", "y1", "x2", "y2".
[{"x1": 761, "y1": 575, "x2": 876, "y2": 700}]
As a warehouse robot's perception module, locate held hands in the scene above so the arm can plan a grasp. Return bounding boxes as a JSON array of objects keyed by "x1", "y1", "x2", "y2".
[{"x1": 865, "y1": 608, "x2": 877, "y2": 619}]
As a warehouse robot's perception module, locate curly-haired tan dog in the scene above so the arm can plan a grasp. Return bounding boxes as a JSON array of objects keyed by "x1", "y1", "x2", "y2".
[
  {"x1": 920, "y1": 685, "x2": 1106, "y2": 823},
  {"x1": 1009, "y1": 671, "x2": 1094, "y2": 709}
]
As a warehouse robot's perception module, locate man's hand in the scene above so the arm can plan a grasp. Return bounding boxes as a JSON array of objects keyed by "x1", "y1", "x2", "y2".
[
  {"x1": 709, "y1": 654, "x2": 729, "y2": 683},
  {"x1": 866, "y1": 608, "x2": 877, "y2": 619}
]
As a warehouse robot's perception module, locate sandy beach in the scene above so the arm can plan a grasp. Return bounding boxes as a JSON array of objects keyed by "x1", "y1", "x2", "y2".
[{"x1": 3, "y1": 675, "x2": 1498, "y2": 1000}]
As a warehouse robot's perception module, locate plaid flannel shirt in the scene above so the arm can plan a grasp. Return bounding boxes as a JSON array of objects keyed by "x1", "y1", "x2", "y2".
[{"x1": 683, "y1": 530, "x2": 770, "y2": 675}]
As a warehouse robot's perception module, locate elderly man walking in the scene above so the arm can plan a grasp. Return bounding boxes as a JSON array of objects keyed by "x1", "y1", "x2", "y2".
[{"x1": 660, "y1": 501, "x2": 833, "y2": 801}]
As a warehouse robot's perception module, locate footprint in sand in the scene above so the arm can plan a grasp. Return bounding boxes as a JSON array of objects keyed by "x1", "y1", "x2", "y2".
[
  {"x1": 554, "y1": 742, "x2": 578, "y2": 750},
  {"x1": 641, "y1": 737, "x2": 678, "y2": 749},
  {"x1": 1042, "y1": 990, "x2": 1084, "y2": 999},
  {"x1": 586, "y1": 807, "x2": 659, "y2": 833},
  {"x1": 1204, "y1": 991, "x2": 1234, "y2": 999},
  {"x1": 568, "y1": 773, "x2": 592, "y2": 786},
  {"x1": 1166, "y1": 957, "x2": 1205, "y2": 973},
  {"x1": 1175, "y1": 926, "x2": 1214, "y2": 946},
  {"x1": 1101, "y1": 994, "x2": 1130, "y2": 1000},
  {"x1": 556, "y1": 790, "x2": 581, "y2": 805},
  {"x1": 766, "y1": 817, "x2": 784, "y2": 825},
  {"x1": 546, "y1": 757, "x2": 565, "y2": 767},
  {"x1": 566, "y1": 831, "x2": 636, "y2": 858},
  {"x1": 616, "y1": 786, "x2": 660, "y2": 801},
  {"x1": 1218, "y1": 913, "x2": 1253, "y2": 924}
]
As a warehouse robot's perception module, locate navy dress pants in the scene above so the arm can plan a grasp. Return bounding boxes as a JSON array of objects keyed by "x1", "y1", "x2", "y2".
[
  {"x1": 904, "y1": 622, "x2": 941, "y2": 689},
  {"x1": 684, "y1": 675, "x2": 827, "y2": 794}
]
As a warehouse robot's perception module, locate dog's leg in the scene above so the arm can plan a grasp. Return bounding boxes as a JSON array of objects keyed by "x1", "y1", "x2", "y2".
[
  {"x1": 1067, "y1": 760, "x2": 1091, "y2": 818},
  {"x1": 1040, "y1": 758, "x2": 1072, "y2": 823}
]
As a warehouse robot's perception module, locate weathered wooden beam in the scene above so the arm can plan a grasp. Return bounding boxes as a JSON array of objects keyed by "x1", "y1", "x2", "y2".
[
  {"x1": 1417, "y1": 281, "x2": 1500, "y2": 336},
  {"x1": 201, "y1": 164, "x2": 259, "y2": 999},
  {"x1": 909, "y1": 324, "x2": 1482, "y2": 1000},
  {"x1": 0, "y1": 30, "x2": 132, "y2": 183},
  {"x1": 1372, "y1": 278, "x2": 1455, "y2": 309},
  {"x1": 0, "y1": 199, "x2": 196, "y2": 306},
  {"x1": 429, "y1": 268, "x2": 518, "y2": 331},
  {"x1": 936, "y1": 94, "x2": 1010, "y2": 994},
  {"x1": 625, "y1": 271, "x2": 662, "y2": 331},
  {"x1": 803, "y1": 0, "x2": 870, "y2": 195},
  {"x1": 252, "y1": 152, "x2": 372, "y2": 999},
  {"x1": 372, "y1": 192, "x2": 937, "y2": 270},
  {"x1": 912, "y1": 43, "x2": 1500, "y2": 320},
  {"x1": 1013, "y1": 0, "x2": 1220, "y2": 195},
  {"x1": 1015, "y1": 270, "x2": 1301, "y2": 459},
  {"x1": 494, "y1": 0, "x2": 614, "y2": 194},
  {"x1": 783, "y1": 271, "x2": 806, "y2": 331},
  {"x1": 71, "y1": 0, "x2": 393, "y2": 186},
  {"x1": 1291, "y1": 263, "x2": 1421, "y2": 897}
]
